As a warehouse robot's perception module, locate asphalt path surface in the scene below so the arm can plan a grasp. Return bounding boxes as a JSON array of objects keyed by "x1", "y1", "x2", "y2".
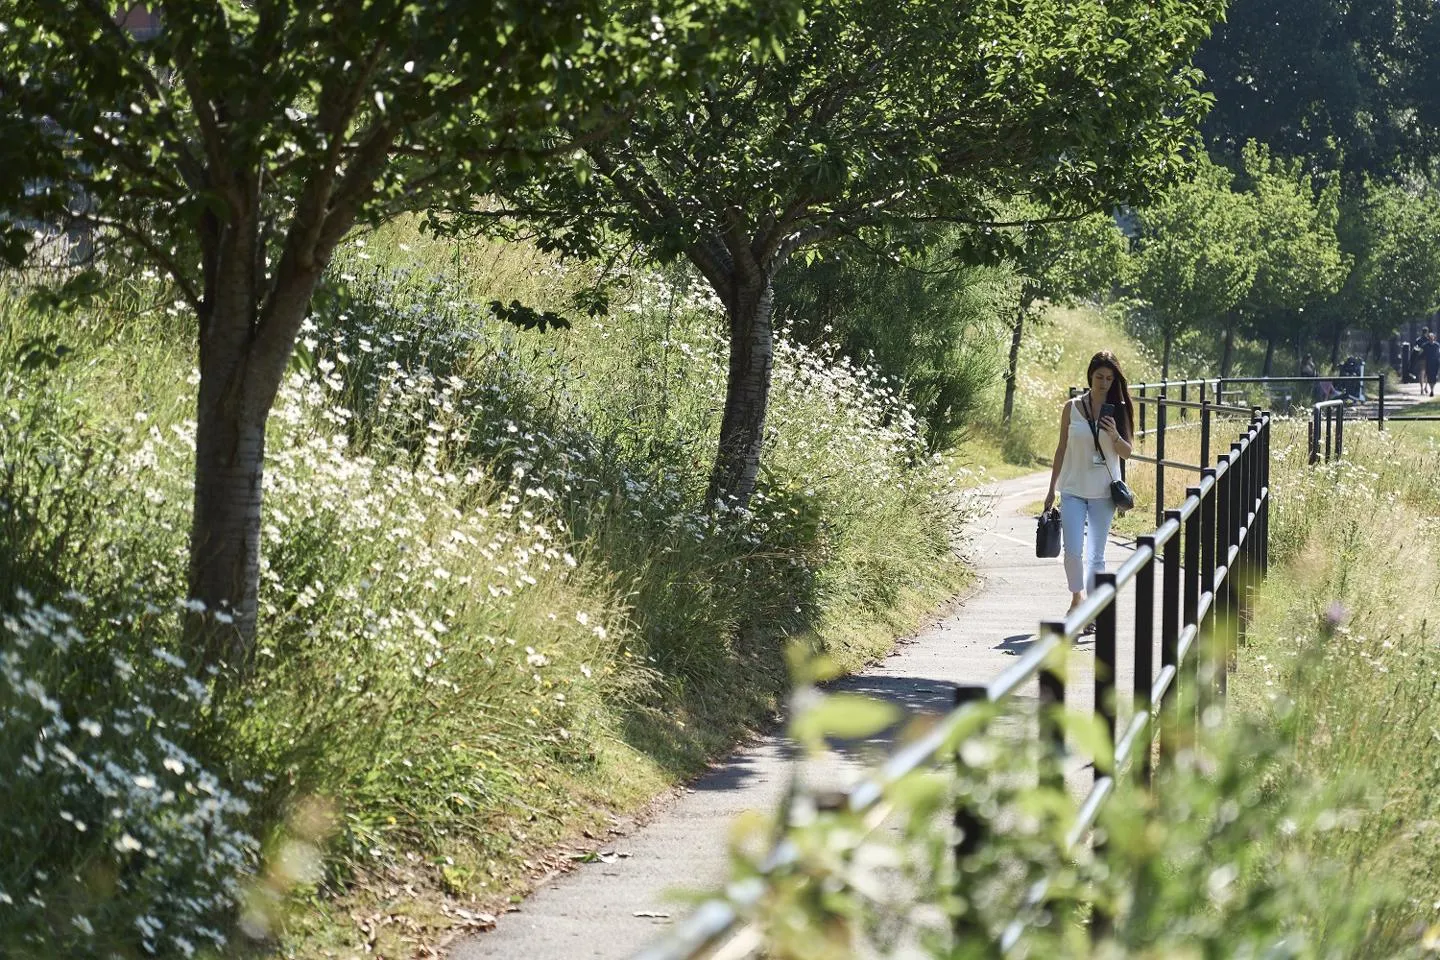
[{"x1": 452, "y1": 470, "x2": 1139, "y2": 960}]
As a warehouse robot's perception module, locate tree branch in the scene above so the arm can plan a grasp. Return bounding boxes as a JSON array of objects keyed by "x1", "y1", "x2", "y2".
[{"x1": 84, "y1": 211, "x2": 205, "y2": 311}]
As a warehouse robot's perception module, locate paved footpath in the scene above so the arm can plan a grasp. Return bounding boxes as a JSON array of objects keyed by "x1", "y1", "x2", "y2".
[{"x1": 452, "y1": 470, "x2": 1139, "y2": 960}]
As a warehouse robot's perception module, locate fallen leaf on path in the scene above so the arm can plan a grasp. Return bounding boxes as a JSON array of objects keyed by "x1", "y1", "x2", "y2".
[{"x1": 568, "y1": 850, "x2": 619, "y2": 864}]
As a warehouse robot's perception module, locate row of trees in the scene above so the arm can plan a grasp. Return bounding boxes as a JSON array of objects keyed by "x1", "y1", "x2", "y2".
[
  {"x1": 996, "y1": 139, "x2": 1440, "y2": 405},
  {"x1": 3, "y1": 0, "x2": 1226, "y2": 656},
  {"x1": 1127, "y1": 149, "x2": 1440, "y2": 381}
]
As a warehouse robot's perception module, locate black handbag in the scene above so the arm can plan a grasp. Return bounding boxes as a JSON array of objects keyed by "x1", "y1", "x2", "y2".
[
  {"x1": 1035, "y1": 508, "x2": 1062, "y2": 558},
  {"x1": 1084, "y1": 400, "x2": 1136, "y2": 515}
]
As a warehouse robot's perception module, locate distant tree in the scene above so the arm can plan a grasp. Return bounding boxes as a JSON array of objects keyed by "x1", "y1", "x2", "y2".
[
  {"x1": 1004, "y1": 204, "x2": 1128, "y2": 422},
  {"x1": 1221, "y1": 142, "x2": 1347, "y2": 375},
  {"x1": 1128, "y1": 156, "x2": 1259, "y2": 380},
  {"x1": 1321, "y1": 179, "x2": 1440, "y2": 364},
  {"x1": 1, "y1": 0, "x2": 791, "y2": 659},
  {"x1": 465, "y1": 0, "x2": 1223, "y2": 506},
  {"x1": 1196, "y1": 0, "x2": 1440, "y2": 181}
]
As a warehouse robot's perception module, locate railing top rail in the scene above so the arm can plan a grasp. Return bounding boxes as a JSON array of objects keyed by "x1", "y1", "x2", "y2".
[
  {"x1": 1129, "y1": 378, "x2": 1220, "y2": 389},
  {"x1": 634, "y1": 410, "x2": 1273, "y2": 960},
  {"x1": 1130, "y1": 397, "x2": 1254, "y2": 415},
  {"x1": 1217, "y1": 374, "x2": 1378, "y2": 384}
]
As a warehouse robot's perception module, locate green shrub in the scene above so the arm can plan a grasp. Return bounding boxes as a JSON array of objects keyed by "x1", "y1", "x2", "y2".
[{"x1": 774, "y1": 236, "x2": 1014, "y2": 451}]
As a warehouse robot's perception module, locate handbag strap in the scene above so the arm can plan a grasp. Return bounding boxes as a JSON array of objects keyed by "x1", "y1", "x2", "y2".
[{"x1": 1081, "y1": 394, "x2": 1120, "y2": 481}]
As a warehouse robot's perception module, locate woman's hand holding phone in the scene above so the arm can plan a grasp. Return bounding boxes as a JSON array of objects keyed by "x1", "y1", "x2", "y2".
[{"x1": 1098, "y1": 402, "x2": 1118, "y2": 437}]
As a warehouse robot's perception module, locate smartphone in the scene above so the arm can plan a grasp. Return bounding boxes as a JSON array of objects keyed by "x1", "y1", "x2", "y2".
[{"x1": 1100, "y1": 402, "x2": 1116, "y2": 419}]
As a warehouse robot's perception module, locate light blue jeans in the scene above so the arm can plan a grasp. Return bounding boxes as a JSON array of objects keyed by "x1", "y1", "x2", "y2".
[{"x1": 1060, "y1": 493, "x2": 1116, "y2": 594}]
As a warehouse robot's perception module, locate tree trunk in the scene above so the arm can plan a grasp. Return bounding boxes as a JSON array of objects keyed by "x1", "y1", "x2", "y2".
[
  {"x1": 187, "y1": 224, "x2": 323, "y2": 664},
  {"x1": 1002, "y1": 300, "x2": 1028, "y2": 424},
  {"x1": 1220, "y1": 319, "x2": 1236, "y2": 377},
  {"x1": 707, "y1": 279, "x2": 775, "y2": 507},
  {"x1": 1330, "y1": 326, "x2": 1344, "y2": 366},
  {"x1": 1262, "y1": 337, "x2": 1275, "y2": 376},
  {"x1": 1161, "y1": 332, "x2": 1173, "y2": 382},
  {"x1": 188, "y1": 368, "x2": 268, "y2": 661}
]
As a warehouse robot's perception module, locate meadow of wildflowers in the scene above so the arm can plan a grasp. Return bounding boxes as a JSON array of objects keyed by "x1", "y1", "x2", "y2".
[{"x1": 0, "y1": 231, "x2": 969, "y2": 955}]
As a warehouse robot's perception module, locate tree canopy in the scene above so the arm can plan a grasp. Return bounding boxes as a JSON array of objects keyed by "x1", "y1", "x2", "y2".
[
  {"x1": 1, "y1": 0, "x2": 795, "y2": 656},
  {"x1": 1195, "y1": 0, "x2": 1440, "y2": 180},
  {"x1": 1224, "y1": 141, "x2": 1347, "y2": 371},
  {"x1": 1127, "y1": 155, "x2": 1260, "y2": 377},
  {"x1": 1330, "y1": 179, "x2": 1440, "y2": 349},
  {"x1": 468, "y1": 0, "x2": 1224, "y2": 503},
  {"x1": 1001, "y1": 201, "x2": 1127, "y2": 420}
]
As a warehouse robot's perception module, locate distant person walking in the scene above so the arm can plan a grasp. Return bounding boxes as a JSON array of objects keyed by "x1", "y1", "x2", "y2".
[
  {"x1": 1423, "y1": 333, "x2": 1440, "y2": 397},
  {"x1": 1044, "y1": 351, "x2": 1134, "y2": 621},
  {"x1": 1300, "y1": 353, "x2": 1318, "y2": 401},
  {"x1": 1416, "y1": 328, "x2": 1432, "y2": 389}
]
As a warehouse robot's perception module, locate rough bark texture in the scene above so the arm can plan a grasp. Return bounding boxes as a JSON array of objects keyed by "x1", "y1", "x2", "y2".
[
  {"x1": 1002, "y1": 299, "x2": 1028, "y2": 424},
  {"x1": 186, "y1": 202, "x2": 326, "y2": 664},
  {"x1": 708, "y1": 279, "x2": 775, "y2": 507}
]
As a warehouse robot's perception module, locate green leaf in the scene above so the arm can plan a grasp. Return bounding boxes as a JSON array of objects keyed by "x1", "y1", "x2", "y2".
[
  {"x1": 1063, "y1": 711, "x2": 1114, "y2": 775},
  {"x1": 791, "y1": 693, "x2": 900, "y2": 749},
  {"x1": 488, "y1": 300, "x2": 572, "y2": 333}
]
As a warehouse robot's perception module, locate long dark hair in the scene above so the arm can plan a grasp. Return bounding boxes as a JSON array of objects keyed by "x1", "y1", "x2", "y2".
[{"x1": 1087, "y1": 350, "x2": 1134, "y2": 442}]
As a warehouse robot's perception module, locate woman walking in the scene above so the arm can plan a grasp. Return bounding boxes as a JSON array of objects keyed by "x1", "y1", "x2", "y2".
[
  {"x1": 1043, "y1": 351, "x2": 1135, "y2": 618},
  {"x1": 1424, "y1": 332, "x2": 1440, "y2": 397}
]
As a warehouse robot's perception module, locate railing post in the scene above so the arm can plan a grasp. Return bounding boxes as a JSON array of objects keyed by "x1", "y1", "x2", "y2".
[
  {"x1": 1180, "y1": 381, "x2": 1189, "y2": 422},
  {"x1": 1199, "y1": 467, "x2": 1218, "y2": 718},
  {"x1": 1184, "y1": 482, "x2": 1203, "y2": 736},
  {"x1": 1215, "y1": 456, "x2": 1233, "y2": 701},
  {"x1": 1217, "y1": 377, "x2": 1226, "y2": 406},
  {"x1": 1155, "y1": 387, "x2": 1168, "y2": 527},
  {"x1": 1161, "y1": 511, "x2": 1182, "y2": 768},
  {"x1": 1228, "y1": 441, "x2": 1245, "y2": 682},
  {"x1": 1134, "y1": 537, "x2": 1156, "y2": 786},
  {"x1": 1038, "y1": 621, "x2": 1068, "y2": 793},
  {"x1": 1261, "y1": 414, "x2": 1271, "y2": 579},
  {"x1": 953, "y1": 683, "x2": 990, "y2": 945},
  {"x1": 1094, "y1": 574, "x2": 1118, "y2": 789},
  {"x1": 1336, "y1": 402, "x2": 1345, "y2": 461},
  {"x1": 1200, "y1": 398, "x2": 1212, "y2": 472},
  {"x1": 1139, "y1": 384, "x2": 1147, "y2": 443},
  {"x1": 1240, "y1": 424, "x2": 1255, "y2": 645},
  {"x1": 1309, "y1": 406, "x2": 1321, "y2": 464},
  {"x1": 1324, "y1": 406, "x2": 1334, "y2": 462},
  {"x1": 1379, "y1": 373, "x2": 1386, "y2": 430}
]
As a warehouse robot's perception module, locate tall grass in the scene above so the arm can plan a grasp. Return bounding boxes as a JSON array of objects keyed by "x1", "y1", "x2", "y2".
[
  {"x1": 710, "y1": 416, "x2": 1440, "y2": 959},
  {"x1": 953, "y1": 302, "x2": 1162, "y2": 475},
  {"x1": 0, "y1": 229, "x2": 971, "y2": 956},
  {"x1": 1227, "y1": 421, "x2": 1440, "y2": 952}
]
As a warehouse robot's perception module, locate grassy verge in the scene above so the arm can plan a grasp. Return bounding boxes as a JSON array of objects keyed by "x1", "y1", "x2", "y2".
[
  {"x1": 0, "y1": 229, "x2": 973, "y2": 957},
  {"x1": 1226, "y1": 418, "x2": 1440, "y2": 952},
  {"x1": 951, "y1": 302, "x2": 1160, "y2": 480}
]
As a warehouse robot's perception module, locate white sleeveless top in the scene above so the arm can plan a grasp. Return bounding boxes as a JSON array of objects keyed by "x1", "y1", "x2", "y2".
[{"x1": 1058, "y1": 394, "x2": 1121, "y2": 499}]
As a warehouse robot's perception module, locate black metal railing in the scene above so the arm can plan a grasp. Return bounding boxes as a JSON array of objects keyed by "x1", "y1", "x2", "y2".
[
  {"x1": 1122, "y1": 375, "x2": 1381, "y2": 525},
  {"x1": 1309, "y1": 398, "x2": 1347, "y2": 464},
  {"x1": 634, "y1": 409, "x2": 1275, "y2": 960}
]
